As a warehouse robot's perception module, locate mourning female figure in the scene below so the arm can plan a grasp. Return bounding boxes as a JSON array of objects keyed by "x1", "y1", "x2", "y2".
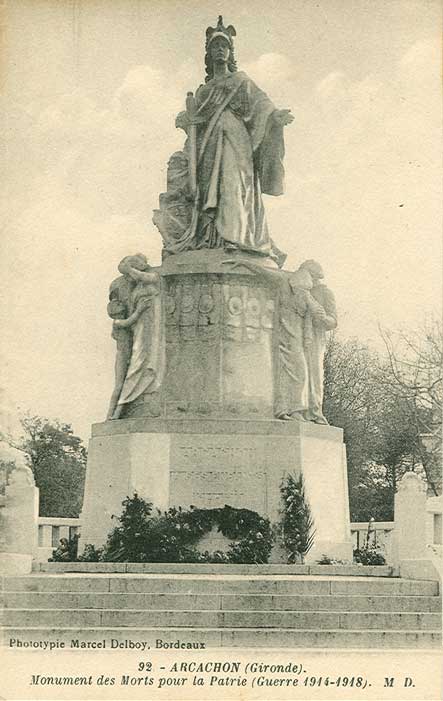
[
  {"x1": 106, "y1": 255, "x2": 164, "y2": 420},
  {"x1": 299, "y1": 260, "x2": 337, "y2": 424},
  {"x1": 222, "y1": 259, "x2": 329, "y2": 420}
]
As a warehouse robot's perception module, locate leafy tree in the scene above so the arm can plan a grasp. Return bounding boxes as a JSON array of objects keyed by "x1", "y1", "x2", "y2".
[{"x1": 10, "y1": 414, "x2": 87, "y2": 517}]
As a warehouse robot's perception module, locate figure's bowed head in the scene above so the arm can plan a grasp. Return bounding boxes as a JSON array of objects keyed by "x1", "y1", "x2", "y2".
[
  {"x1": 299, "y1": 259, "x2": 324, "y2": 284},
  {"x1": 289, "y1": 269, "x2": 313, "y2": 291},
  {"x1": 118, "y1": 254, "x2": 150, "y2": 280}
]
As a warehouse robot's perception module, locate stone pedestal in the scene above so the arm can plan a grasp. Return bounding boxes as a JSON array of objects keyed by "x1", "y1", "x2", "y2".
[
  {"x1": 81, "y1": 417, "x2": 352, "y2": 561},
  {"x1": 120, "y1": 250, "x2": 278, "y2": 421},
  {"x1": 81, "y1": 250, "x2": 352, "y2": 562}
]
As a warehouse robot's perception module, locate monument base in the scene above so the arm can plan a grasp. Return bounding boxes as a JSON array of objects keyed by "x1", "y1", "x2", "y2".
[{"x1": 80, "y1": 418, "x2": 352, "y2": 562}]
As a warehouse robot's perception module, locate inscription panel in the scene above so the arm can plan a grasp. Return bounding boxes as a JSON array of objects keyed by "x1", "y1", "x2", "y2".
[
  {"x1": 170, "y1": 469, "x2": 266, "y2": 512},
  {"x1": 171, "y1": 433, "x2": 266, "y2": 471},
  {"x1": 170, "y1": 433, "x2": 270, "y2": 515},
  {"x1": 176, "y1": 445, "x2": 259, "y2": 470}
]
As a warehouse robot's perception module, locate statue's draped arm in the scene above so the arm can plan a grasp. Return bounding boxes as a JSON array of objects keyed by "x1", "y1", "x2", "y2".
[
  {"x1": 241, "y1": 77, "x2": 285, "y2": 196},
  {"x1": 113, "y1": 298, "x2": 152, "y2": 329},
  {"x1": 311, "y1": 286, "x2": 337, "y2": 330},
  {"x1": 195, "y1": 73, "x2": 285, "y2": 197}
]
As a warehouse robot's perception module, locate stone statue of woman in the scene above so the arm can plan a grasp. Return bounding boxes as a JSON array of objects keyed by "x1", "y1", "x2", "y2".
[
  {"x1": 154, "y1": 16, "x2": 293, "y2": 265},
  {"x1": 299, "y1": 260, "x2": 337, "y2": 424},
  {"x1": 106, "y1": 254, "x2": 151, "y2": 419},
  {"x1": 222, "y1": 259, "x2": 326, "y2": 420},
  {"x1": 107, "y1": 256, "x2": 164, "y2": 420}
]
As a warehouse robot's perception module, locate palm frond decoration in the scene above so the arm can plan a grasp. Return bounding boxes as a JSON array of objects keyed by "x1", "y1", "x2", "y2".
[{"x1": 280, "y1": 473, "x2": 315, "y2": 563}]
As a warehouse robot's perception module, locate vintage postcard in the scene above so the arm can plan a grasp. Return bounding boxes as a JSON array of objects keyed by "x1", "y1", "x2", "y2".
[{"x1": 0, "y1": 1, "x2": 442, "y2": 699}]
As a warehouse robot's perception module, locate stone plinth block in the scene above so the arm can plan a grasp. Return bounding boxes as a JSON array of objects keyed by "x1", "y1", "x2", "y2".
[
  {"x1": 80, "y1": 417, "x2": 352, "y2": 562},
  {"x1": 394, "y1": 471, "x2": 428, "y2": 565}
]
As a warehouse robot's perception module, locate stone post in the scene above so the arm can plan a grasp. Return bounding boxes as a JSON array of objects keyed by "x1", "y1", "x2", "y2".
[
  {"x1": 393, "y1": 471, "x2": 439, "y2": 580},
  {"x1": 394, "y1": 471, "x2": 427, "y2": 563},
  {"x1": 0, "y1": 464, "x2": 39, "y2": 575},
  {"x1": 40, "y1": 523, "x2": 53, "y2": 549}
]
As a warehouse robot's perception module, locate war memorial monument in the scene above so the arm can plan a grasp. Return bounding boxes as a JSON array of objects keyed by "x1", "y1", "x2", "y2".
[
  {"x1": 80, "y1": 16, "x2": 352, "y2": 562},
  {"x1": 0, "y1": 16, "x2": 441, "y2": 669}
]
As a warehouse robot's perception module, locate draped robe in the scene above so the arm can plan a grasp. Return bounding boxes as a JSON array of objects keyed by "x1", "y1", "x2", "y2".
[
  {"x1": 116, "y1": 280, "x2": 165, "y2": 412},
  {"x1": 304, "y1": 284, "x2": 337, "y2": 423},
  {"x1": 168, "y1": 71, "x2": 286, "y2": 255}
]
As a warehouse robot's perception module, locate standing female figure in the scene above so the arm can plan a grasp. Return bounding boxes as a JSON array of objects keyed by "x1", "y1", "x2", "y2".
[{"x1": 158, "y1": 16, "x2": 293, "y2": 263}]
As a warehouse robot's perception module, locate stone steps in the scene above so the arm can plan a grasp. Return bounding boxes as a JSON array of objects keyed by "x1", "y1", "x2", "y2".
[
  {"x1": 1, "y1": 608, "x2": 440, "y2": 630},
  {"x1": 1, "y1": 572, "x2": 440, "y2": 648},
  {"x1": 33, "y1": 562, "x2": 396, "y2": 577},
  {"x1": 2, "y1": 627, "x2": 441, "y2": 649},
  {"x1": 2, "y1": 592, "x2": 441, "y2": 612},
  {"x1": 2, "y1": 575, "x2": 439, "y2": 596}
]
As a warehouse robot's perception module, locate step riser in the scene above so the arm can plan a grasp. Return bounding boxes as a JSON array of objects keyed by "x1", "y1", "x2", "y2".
[
  {"x1": 34, "y1": 564, "x2": 396, "y2": 577},
  {"x1": 2, "y1": 628, "x2": 441, "y2": 649},
  {"x1": 2, "y1": 592, "x2": 440, "y2": 612},
  {"x1": 3, "y1": 578, "x2": 439, "y2": 596},
  {"x1": 1, "y1": 610, "x2": 439, "y2": 630}
]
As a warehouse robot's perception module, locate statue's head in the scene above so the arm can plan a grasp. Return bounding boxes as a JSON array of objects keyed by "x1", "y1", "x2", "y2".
[
  {"x1": 118, "y1": 253, "x2": 149, "y2": 275},
  {"x1": 299, "y1": 259, "x2": 324, "y2": 282},
  {"x1": 205, "y1": 16, "x2": 237, "y2": 82},
  {"x1": 289, "y1": 269, "x2": 313, "y2": 291}
]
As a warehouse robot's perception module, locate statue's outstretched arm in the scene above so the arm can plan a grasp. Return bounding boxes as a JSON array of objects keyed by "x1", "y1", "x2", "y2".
[{"x1": 272, "y1": 109, "x2": 294, "y2": 127}]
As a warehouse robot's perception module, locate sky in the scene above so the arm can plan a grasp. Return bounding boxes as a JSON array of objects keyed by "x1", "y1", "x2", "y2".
[{"x1": 1, "y1": 0, "x2": 441, "y2": 440}]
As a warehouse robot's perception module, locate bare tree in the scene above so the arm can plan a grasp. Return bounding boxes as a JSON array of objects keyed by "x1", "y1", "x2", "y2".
[{"x1": 379, "y1": 317, "x2": 442, "y2": 495}]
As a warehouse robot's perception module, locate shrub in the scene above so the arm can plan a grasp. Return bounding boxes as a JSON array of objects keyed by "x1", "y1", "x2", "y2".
[
  {"x1": 353, "y1": 548, "x2": 386, "y2": 565},
  {"x1": 78, "y1": 544, "x2": 103, "y2": 562},
  {"x1": 49, "y1": 533, "x2": 79, "y2": 562},
  {"x1": 88, "y1": 495, "x2": 274, "y2": 564},
  {"x1": 316, "y1": 554, "x2": 351, "y2": 565},
  {"x1": 279, "y1": 474, "x2": 315, "y2": 563}
]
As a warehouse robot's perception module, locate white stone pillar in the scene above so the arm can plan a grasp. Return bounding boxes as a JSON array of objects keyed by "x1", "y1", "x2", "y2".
[
  {"x1": 40, "y1": 524, "x2": 53, "y2": 548},
  {"x1": 0, "y1": 465, "x2": 39, "y2": 575},
  {"x1": 393, "y1": 471, "x2": 427, "y2": 565}
]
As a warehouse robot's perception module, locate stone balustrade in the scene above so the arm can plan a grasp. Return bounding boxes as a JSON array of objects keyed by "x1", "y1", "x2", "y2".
[
  {"x1": 350, "y1": 521, "x2": 395, "y2": 562},
  {"x1": 426, "y1": 495, "x2": 442, "y2": 559},
  {"x1": 15, "y1": 482, "x2": 443, "y2": 570},
  {"x1": 37, "y1": 517, "x2": 82, "y2": 561}
]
